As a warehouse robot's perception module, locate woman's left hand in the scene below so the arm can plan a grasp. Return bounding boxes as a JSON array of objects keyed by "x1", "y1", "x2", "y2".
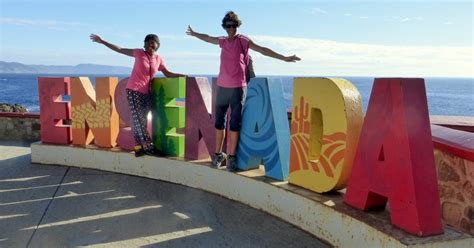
[{"x1": 284, "y1": 55, "x2": 301, "y2": 62}]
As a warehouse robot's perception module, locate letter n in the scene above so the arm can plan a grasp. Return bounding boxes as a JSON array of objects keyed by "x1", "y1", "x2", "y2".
[
  {"x1": 70, "y1": 77, "x2": 119, "y2": 147},
  {"x1": 237, "y1": 78, "x2": 290, "y2": 181},
  {"x1": 344, "y1": 78, "x2": 443, "y2": 236},
  {"x1": 38, "y1": 77, "x2": 72, "y2": 144},
  {"x1": 185, "y1": 77, "x2": 215, "y2": 159}
]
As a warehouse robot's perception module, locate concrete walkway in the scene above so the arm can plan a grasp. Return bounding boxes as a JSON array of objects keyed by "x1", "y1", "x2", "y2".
[{"x1": 0, "y1": 141, "x2": 330, "y2": 247}]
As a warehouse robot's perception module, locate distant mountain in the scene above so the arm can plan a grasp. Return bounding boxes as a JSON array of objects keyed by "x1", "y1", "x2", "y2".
[{"x1": 0, "y1": 61, "x2": 132, "y2": 74}]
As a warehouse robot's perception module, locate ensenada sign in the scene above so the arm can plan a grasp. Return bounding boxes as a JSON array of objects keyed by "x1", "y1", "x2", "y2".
[{"x1": 37, "y1": 76, "x2": 443, "y2": 236}]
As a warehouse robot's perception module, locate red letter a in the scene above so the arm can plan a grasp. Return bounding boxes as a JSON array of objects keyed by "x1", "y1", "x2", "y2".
[{"x1": 344, "y1": 78, "x2": 443, "y2": 236}]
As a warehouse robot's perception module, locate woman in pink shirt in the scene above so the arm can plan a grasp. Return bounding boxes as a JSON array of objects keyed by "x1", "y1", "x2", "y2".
[
  {"x1": 90, "y1": 34, "x2": 185, "y2": 157},
  {"x1": 186, "y1": 11, "x2": 300, "y2": 171}
]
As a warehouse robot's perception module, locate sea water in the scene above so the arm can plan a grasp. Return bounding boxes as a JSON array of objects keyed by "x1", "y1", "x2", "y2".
[{"x1": 0, "y1": 73, "x2": 472, "y2": 116}]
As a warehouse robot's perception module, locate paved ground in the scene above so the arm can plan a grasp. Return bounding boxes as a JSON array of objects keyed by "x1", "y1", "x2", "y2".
[{"x1": 0, "y1": 141, "x2": 330, "y2": 247}]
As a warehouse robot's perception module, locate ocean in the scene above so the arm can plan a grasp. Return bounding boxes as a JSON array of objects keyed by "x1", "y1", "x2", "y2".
[{"x1": 0, "y1": 73, "x2": 473, "y2": 116}]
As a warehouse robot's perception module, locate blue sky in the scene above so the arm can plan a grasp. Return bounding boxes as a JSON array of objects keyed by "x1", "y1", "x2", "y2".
[{"x1": 1, "y1": 0, "x2": 472, "y2": 77}]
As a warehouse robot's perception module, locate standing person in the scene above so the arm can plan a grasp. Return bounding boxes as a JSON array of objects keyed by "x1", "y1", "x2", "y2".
[
  {"x1": 90, "y1": 34, "x2": 185, "y2": 157},
  {"x1": 186, "y1": 11, "x2": 301, "y2": 171}
]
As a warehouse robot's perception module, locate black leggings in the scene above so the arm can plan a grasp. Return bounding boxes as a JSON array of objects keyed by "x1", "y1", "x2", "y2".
[{"x1": 214, "y1": 86, "x2": 247, "y2": 132}]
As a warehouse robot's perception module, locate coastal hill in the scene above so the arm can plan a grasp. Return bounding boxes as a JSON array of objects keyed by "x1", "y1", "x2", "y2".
[{"x1": 0, "y1": 61, "x2": 132, "y2": 74}]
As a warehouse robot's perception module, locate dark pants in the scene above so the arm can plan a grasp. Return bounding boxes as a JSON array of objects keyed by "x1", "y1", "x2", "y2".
[
  {"x1": 126, "y1": 89, "x2": 153, "y2": 151},
  {"x1": 214, "y1": 86, "x2": 247, "y2": 132}
]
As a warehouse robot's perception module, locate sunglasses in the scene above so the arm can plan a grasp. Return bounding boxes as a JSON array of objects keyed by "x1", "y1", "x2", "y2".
[{"x1": 223, "y1": 24, "x2": 238, "y2": 29}]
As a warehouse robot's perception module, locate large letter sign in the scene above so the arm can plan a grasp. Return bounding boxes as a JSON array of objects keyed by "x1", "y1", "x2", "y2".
[
  {"x1": 36, "y1": 75, "x2": 447, "y2": 238},
  {"x1": 344, "y1": 78, "x2": 443, "y2": 236},
  {"x1": 38, "y1": 77, "x2": 72, "y2": 144},
  {"x1": 289, "y1": 78, "x2": 363, "y2": 192},
  {"x1": 70, "y1": 77, "x2": 119, "y2": 147},
  {"x1": 237, "y1": 78, "x2": 290, "y2": 181},
  {"x1": 151, "y1": 77, "x2": 186, "y2": 157}
]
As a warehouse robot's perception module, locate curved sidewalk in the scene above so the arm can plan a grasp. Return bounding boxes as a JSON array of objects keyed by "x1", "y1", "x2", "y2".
[{"x1": 0, "y1": 141, "x2": 328, "y2": 247}]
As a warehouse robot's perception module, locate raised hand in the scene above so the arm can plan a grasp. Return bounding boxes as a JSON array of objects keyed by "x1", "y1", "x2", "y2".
[
  {"x1": 285, "y1": 55, "x2": 301, "y2": 62},
  {"x1": 186, "y1": 25, "x2": 195, "y2": 36},
  {"x1": 90, "y1": 34, "x2": 103, "y2": 44}
]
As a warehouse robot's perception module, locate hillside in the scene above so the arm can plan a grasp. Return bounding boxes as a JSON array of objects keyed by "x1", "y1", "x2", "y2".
[{"x1": 0, "y1": 61, "x2": 132, "y2": 74}]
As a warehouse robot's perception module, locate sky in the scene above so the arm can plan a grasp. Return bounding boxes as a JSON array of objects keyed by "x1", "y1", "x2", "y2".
[{"x1": 1, "y1": 0, "x2": 473, "y2": 77}]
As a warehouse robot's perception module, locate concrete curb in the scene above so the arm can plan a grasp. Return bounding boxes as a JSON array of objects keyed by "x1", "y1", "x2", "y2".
[{"x1": 31, "y1": 142, "x2": 473, "y2": 248}]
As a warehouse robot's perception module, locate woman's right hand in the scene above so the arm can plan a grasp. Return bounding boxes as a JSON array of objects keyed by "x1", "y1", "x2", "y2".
[{"x1": 90, "y1": 34, "x2": 103, "y2": 44}]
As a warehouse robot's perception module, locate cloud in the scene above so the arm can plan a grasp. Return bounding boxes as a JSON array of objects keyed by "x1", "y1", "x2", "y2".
[
  {"x1": 0, "y1": 18, "x2": 88, "y2": 30},
  {"x1": 400, "y1": 16, "x2": 424, "y2": 22},
  {"x1": 443, "y1": 21, "x2": 454, "y2": 25},
  {"x1": 244, "y1": 35, "x2": 473, "y2": 77},
  {"x1": 359, "y1": 16, "x2": 369, "y2": 19},
  {"x1": 309, "y1": 8, "x2": 328, "y2": 15},
  {"x1": 4, "y1": 33, "x2": 471, "y2": 78}
]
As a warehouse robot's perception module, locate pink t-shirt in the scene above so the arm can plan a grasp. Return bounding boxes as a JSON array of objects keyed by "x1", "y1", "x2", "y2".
[
  {"x1": 217, "y1": 34, "x2": 250, "y2": 88},
  {"x1": 126, "y1": 49, "x2": 166, "y2": 94}
]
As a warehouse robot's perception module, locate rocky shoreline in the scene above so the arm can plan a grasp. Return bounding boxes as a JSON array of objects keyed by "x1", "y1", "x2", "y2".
[
  {"x1": 0, "y1": 103, "x2": 28, "y2": 112},
  {"x1": 0, "y1": 103, "x2": 39, "y2": 141}
]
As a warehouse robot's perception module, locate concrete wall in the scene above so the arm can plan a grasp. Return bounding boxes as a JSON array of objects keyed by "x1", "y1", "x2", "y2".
[
  {"x1": 430, "y1": 115, "x2": 474, "y2": 133},
  {"x1": 435, "y1": 150, "x2": 474, "y2": 235},
  {"x1": 432, "y1": 124, "x2": 474, "y2": 235},
  {"x1": 0, "y1": 113, "x2": 40, "y2": 141}
]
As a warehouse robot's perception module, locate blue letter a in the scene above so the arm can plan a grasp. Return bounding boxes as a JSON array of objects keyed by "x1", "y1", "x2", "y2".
[{"x1": 237, "y1": 78, "x2": 290, "y2": 181}]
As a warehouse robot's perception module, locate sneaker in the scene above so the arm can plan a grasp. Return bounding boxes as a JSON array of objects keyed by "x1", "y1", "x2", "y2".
[
  {"x1": 146, "y1": 147, "x2": 166, "y2": 157},
  {"x1": 211, "y1": 152, "x2": 227, "y2": 168},
  {"x1": 134, "y1": 146, "x2": 146, "y2": 157},
  {"x1": 227, "y1": 155, "x2": 238, "y2": 172}
]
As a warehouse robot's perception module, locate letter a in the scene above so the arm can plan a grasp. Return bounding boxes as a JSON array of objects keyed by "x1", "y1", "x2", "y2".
[
  {"x1": 237, "y1": 78, "x2": 290, "y2": 181},
  {"x1": 344, "y1": 78, "x2": 443, "y2": 236}
]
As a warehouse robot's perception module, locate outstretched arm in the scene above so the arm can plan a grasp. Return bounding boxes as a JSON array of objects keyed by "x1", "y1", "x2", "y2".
[
  {"x1": 90, "y1": 34, "x2": 134, "y2": 57},
  {"x1": 186, "y1": 25, "x2": 219, "y2": 45},
  {"x1": 249, "y1": 40, "x2": 301, "y2": 62},
  {"x1": 162, "y1": 67, "x2": 186, "y2": 78}
]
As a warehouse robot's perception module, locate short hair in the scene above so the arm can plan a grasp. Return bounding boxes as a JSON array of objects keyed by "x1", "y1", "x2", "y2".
[
  {"x1": 222, "y1": 11, "x2": 242, "y2": 28},
  {"x1": 144, "y1": 34, "x2": 160, "y2": 44}
]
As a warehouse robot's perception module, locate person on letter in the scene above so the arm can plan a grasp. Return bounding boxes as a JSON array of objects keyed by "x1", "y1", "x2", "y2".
[
  {"x1": 90, "y1": 34, "x2": 185, "y2": 157},
  {"x1": 186, "y1": 11, "x2": 301, "y2": 171}
]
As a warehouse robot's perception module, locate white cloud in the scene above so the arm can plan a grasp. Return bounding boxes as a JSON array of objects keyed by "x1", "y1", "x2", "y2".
[
  {"x1": 244, "y1": 35, "x2": 473, "y2": 77},
  {"x1": 400, "y1": 16, "x2": 424, "y2": 22},
  {"x1": 344, "y1": 13, "x2": 352, "y2": 17},
  {"x1": 359, "y1": 16, "x2": 369, "y2": 19},
  {"x1": 3, "y1": 34, "x2": 471, "y2": 78},
  {"x1": 443, "y1": 21, "x2": 454, "y2": 25},
  {"x1": 0, "y1": 18, "x2": 90, "y2": 31},
  {"x1": 1, "y1": 18, "x2": 88, "y2": 30},
  {"x1": 309, "y1": 8, "x2": 328, "y2": 15}
]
